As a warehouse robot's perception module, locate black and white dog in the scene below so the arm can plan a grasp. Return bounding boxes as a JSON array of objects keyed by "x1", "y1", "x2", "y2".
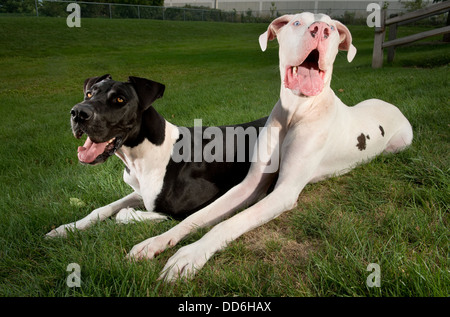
[{"x1": 46, "y1": 75, "x2": 268, "y2": 237}]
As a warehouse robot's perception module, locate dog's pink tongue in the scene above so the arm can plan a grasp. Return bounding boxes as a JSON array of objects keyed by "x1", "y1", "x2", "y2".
[
  {"x1": 297, "y1": 62, "x2": 323, "y2": 96},
  {"x1": 77, "y1": 137, "x2": 108, "y2": 163},
  {"x1": 286, "y1": 62, "x2": 323, "y2": 96}
]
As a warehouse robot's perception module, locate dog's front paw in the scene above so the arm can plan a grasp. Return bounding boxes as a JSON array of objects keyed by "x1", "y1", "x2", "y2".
[
  {"x1": 127, "y1": 234, "x2": 175, "y2": 261},
  {"x1": 159, "y1": 242, "x2": 211, "y2": 282},
  {"x1": 45, "y1": 223, "x2": 75, "y2": 238}
]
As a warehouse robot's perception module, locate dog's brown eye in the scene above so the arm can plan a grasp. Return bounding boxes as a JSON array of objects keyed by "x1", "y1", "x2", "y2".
[
  {"x1": 86, "y1": 92, "x2": 92, "y2": 98},
  {"x1": 116, "y1": 97, "x2": 124, "y2": 103}
]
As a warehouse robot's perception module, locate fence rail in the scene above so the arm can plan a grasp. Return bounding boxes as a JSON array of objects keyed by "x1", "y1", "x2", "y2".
[{"x1": 372, "y1": 1, "x2": 450, "y2": 68}]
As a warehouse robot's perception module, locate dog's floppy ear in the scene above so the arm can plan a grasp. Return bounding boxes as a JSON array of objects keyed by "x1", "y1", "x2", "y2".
[
  {"x1": 334, "y1": 21, "x2": 357, "y2": 63},
  {"x1": 128, "y1": 76, "x2": 165, "y2": 110},
  {"x1": 83, "y1": 74, "x2": 112, "y2": 93},
  {"x1": 259, "y1": 14, "x2": 294, "y2": 52}
]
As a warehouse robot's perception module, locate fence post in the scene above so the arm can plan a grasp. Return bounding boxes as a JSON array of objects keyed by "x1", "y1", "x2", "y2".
[
  {"x1": 109, "y1": 4, "x2": 112, "y2": 19},
  {"x1": 138, "y1": 5, "x2": 140, "y2": 19},
  {"x1": 372, "y1": 9, "x2": 386, "y2": 68},
  {"x1": 35, "y1": 0, "x2": 39, "y2": 17},
  {"x1": 387, "y1": 23, "x2": 397, "y2": 63}
]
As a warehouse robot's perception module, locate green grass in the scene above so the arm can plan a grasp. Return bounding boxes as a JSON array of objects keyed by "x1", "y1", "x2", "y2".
[{"x1": 0, "y1": 16, "x2": 448, "y2": 297}]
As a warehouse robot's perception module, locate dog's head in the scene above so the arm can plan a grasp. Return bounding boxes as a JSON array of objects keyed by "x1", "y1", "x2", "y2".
[
  {"x1": 71, "y1": 75, "x2": 165, "y2": 165},
  {"x1": 259, "y1": 12, "x2": 357, "y2": 97}
]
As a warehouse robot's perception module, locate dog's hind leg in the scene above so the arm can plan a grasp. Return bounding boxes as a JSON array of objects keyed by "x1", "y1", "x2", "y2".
[{"x1": 384, "y1": 121, "x2": 413, "y2": 154}]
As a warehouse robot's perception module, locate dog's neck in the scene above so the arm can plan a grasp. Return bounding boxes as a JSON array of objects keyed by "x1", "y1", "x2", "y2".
[
  {"x1": 279, "y1": 84, "x2": 335, "y2": 125},
  {"x1": 123, "y1": 106, "x2": 166, "y2": 148},
  {"x1": 116, "y1": 106, "x2": 167, "y2": 168}
]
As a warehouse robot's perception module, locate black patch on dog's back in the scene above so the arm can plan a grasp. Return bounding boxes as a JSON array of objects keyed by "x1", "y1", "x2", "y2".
[
  {"x1": 356, "y1": 133, "x2": 366, "y2": 151},
  {"x1": 154, "y1": 117, "x2": 269, "y2": 219}
]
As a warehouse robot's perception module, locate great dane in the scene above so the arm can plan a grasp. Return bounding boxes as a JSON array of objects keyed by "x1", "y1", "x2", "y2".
[
  {"x1": 46, "y1": 75, "x2": 268, "y2": 237},
  {"x1": 125, "y1": 13, "x2": 413, "y2": 281}
]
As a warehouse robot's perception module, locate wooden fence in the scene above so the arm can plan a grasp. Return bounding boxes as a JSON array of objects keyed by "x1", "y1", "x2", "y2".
[{"x1": 372, "y1": 1, "x2": 450, "y2": 68}]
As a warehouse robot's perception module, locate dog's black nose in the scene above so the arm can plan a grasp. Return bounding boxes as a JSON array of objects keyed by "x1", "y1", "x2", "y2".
[{"x1": 71, "y1": 104, "x2": 93, "y2": 122}]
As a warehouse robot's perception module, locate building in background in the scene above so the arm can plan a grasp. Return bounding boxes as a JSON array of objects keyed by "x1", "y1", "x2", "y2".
[{"x1": 163, "y1": 0, "x2": 408, "y2": 18}]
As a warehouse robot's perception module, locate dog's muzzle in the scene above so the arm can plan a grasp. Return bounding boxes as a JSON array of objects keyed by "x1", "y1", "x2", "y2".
[{"x1": 70, "y1": 103, "x2": 122, "y2": 165}]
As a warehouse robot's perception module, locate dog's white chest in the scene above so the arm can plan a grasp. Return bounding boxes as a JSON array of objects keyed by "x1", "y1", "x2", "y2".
[
  {"x1": 123, "y1": 165, "x2": 166, "y2": 212},
  {"x1": 120, "y1": 146, "x2": 168, "y2": 211},
  {"x1": 117, "y1": 123, "x2": 179, "y2": 212},
  {"x1": 123, "y1": 168, "x2": 141, "y2": 194}
]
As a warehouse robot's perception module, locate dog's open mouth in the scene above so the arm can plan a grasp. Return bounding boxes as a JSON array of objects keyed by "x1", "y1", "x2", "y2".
[
  {"x1": 76, "y1": 134, "x2": 122, "y2": 164},
  {"x1": 285, "y1": 49, "x2": 325, "y2": 97}
]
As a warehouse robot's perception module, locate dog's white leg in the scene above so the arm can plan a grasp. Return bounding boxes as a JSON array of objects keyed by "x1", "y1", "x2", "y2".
[
  {"x1": 159, "y1": 126, "x2": 324, "y2": 281},
  {"x1": 127, "y1": 114, "x2": 285, "y2": 261},
  {"x1": 384, "y1": 122, "x2": 413, "y2": 154},
  {"x1": 115, "y1": 208, "x2": 167, "y2": 224},
  {"x1": 159, "y1": 181, "x2": 305, "y2": 281},
  {"x1": 126, "y1": 170, "x2": 275, "y2": 260},
  {"x1": 46, "y1": 192, "x2": 142, "y2": 238}
]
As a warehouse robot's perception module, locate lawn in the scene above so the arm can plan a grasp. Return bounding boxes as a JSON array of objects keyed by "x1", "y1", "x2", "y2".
[{"x1": 0, "y1": 16, "x2": 448, "y2": 297}]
